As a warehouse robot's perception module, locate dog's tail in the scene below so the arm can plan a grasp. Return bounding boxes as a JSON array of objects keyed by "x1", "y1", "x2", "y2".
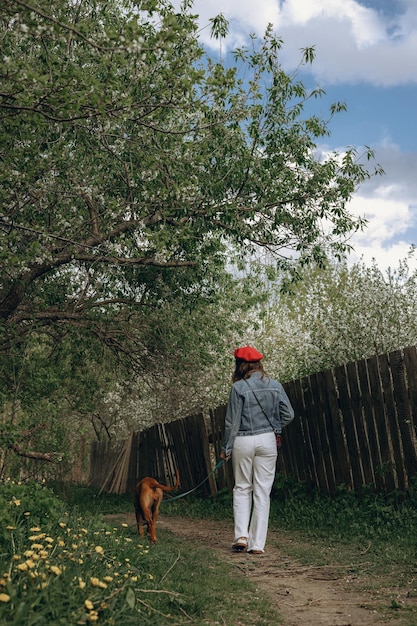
[{"x1": 157, "y1": 468, "x2": 180, "y2": 492}]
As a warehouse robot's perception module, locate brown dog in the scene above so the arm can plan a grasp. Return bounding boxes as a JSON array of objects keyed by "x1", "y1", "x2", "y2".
[{"x1": 133, "y1": 469, "x2": 180, "y2": 543}]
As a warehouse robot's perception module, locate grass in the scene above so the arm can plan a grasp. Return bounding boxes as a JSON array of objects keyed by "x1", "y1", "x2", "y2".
[
  {"x1": 160, "y1": 476, "x2": 417, "y2": 623},
  {"x1": 3, "y1": 476, "x2": 417, "y2": 624},
  {"x1": 0, "y1": 480, "x2": 278, "y2": 625}
]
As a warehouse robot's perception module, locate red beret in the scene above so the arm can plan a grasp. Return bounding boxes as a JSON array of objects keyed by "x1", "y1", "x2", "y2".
[{"x1": 234, "y1": 346, "x2": 264, "y2": 362}]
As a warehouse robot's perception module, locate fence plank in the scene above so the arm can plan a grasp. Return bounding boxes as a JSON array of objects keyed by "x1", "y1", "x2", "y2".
[
  {"x1": 165, "y1": 419, "x2": 193, "y2": 492},
  {"x1": 334, "y1": 364, "x2": 362, "y2": 490},
  {"x1": 303, "y1": 374, "x2": 330, "y2": 493},
  {"x1": 174, "y1": 414, "x2": 213, "y2": 497},
  {"x1": 403, "y1": 346, "x2": 417, "y2": 440},
  {"x1": 378, "y1": 354, "x2": 406, "y2": 490},
  {"x1": 209, "y1": 405, "x2": 233, "y2": 491},
  {"x1": 366, "y1": 355, "x2": 395, "y2": 491},
  {"x1": 357, "y1": 359, "x2": 384, "y2": 491},
  {"x1": 311, "y1": 372, "x2": 337, "y2": 493},
  {"x1": 281, "y1": 379, "x2": 308, "y2": 482},
  {"x1": 318, "y1": 369, "x2": 351, "y2": 490},
  {"x1": 293, "y1": 377, "x2": 317, "y2": 486},
  {"x1": 346, "y1": 361, "x2": 374, "y2": 488},
  {"x1": 389, "y1": 350, "x2": 417, "y2": 485}
]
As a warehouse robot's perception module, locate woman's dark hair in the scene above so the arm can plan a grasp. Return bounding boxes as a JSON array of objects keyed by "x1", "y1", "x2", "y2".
[{"x1": 232, "y1": 358, "x2": 266, "y2": 383}]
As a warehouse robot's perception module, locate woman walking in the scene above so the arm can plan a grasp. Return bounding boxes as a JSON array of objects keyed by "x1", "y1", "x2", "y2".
[{"x1": 220, "y1": 346, "x2": 294, "y2": 554}]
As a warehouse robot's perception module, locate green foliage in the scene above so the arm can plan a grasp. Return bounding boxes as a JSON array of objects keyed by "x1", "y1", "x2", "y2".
[
  {"x1": 269, "y1": 475, "x2": 417, "y2": 547},
  {"x1": 0, "y1": 481, "x2": 276, "y2": 625},
  {"x1": 0, "y1": 0, "x2": 378, "y2": 353},
  {"x1": 0, "y1": 481, "x2": 66, "y2": 550},
  {"x1": 0, "y1": 0, "x2": 381, "y2": 471},
  {"x1": 259, "y1": 252, "x2": 417, "y2": 382},
  {"x1": 209, "y1": 13, "x2": 229, "y2": 39}
]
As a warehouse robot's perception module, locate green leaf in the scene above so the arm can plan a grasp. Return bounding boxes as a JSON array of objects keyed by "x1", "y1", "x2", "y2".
[{"x1": 126, "y1": 587, "x2": 136, "y2": 609}]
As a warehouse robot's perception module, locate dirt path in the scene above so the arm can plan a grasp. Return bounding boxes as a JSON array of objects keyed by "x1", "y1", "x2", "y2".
[{"x1": 113, "y1": 513, "x2": 410, "y2": 626}]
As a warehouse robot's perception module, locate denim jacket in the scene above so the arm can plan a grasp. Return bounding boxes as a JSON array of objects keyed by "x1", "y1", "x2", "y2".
[{"x1": 222, "y1": 371, "x2": 295, "y2": 457}]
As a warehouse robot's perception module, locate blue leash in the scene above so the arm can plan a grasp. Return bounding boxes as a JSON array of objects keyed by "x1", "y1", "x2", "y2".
[{"x1": 165, "y1": 459, "x2": 226, "y2": 502}]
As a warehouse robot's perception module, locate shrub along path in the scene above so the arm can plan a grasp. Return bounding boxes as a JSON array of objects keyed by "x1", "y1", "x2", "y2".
[{"x1": 117, "y1": 513, "x2": 415, "y2": 626}]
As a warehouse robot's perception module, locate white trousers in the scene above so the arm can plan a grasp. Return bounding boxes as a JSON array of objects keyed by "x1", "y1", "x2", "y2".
[{"x1": 232, "y1": 431, "x2": 277, "y2": 552}]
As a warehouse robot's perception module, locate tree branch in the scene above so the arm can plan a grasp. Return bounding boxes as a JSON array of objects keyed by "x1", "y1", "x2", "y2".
[{"x1": 10, "y1": 444, "x2": 62, "y2": 463}]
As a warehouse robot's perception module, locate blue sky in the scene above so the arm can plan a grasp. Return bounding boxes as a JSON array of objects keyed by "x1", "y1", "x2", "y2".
[{"x1": 181, "y1": 0, "x2": 417, "y2": 272}]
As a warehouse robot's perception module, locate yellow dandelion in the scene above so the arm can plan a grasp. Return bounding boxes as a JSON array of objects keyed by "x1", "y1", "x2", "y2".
[
  {"x1": 12, "y1": 498, "x2": 21, "y2": 506},
  {"x1": 29, "y1": 533, "x2": 46, "y2": 540},
  {"x1": 131, "y1": 576, "x2": 138, "y2": 582},
  {"x1": 148, "y1": 574, "x2": 154, "y2": 580},
  {"x1": 50, "y1": 566, "x2": 62, "y2": 576},
  {"x1": 6, "y1": 526, "x2": 15, "y2": 531},
  {"x1": 88, "y1": 612, "x2": 99, "y2": 622},
  {"x1": 81, "y1": 528, "x2": 88, "y2": 534},
  {"x1": 24, "y1": 512, "x2": 30, "y2": 516},
  {"x1": 78, "y1": 580, "x2": 86, "y2": 589},
  {"x1": 25, "y1": 559, "x2": 36, "y2": 569},
  {"x1": 0, "y1": 578, "x2": 7, "y2": 586},
  {"x1": 124, "y1": 538, "x2": 132, "y2": 543},
  {"x1": 90, "y1": 577, "x2": 107, "y2": 589},
  {"x1": 84, "y1": 599, "x2": 94, "y2": 610},
  {"x1": 44, "y1": 537, "x2": 54, "y2": 544},
  {"x1": 16, "y1": 563, "x2": 28, "y2": 572},
  {"x1": 121, "y1": 523, "x2": 128, "y2": 528},
  {"x1": 103, "y1": 576, "x2": 113, "y2": 583},
  {"x1": 31, "y1": 543, "x2": 44, "y2": 550},
  {"x1": 72, "y1": 544, "x2": 78, "y2": 550},
  {"x1": 30, "y1": 527, "x2": 41, "y2": 532},
  {"x1": 0, "y1": 593, "x2": 11, "y2": 603},
  {"x1": 12, "y1": 555, "x2": 20, "y2": 561},
  {"x1": 58, "y1": 540, "x2": 65, "y2": 547},
  {"x1": 95, "y1": 546, "x2": 104, "y2": 554},
  {"x1": 24, "y1": 550, "x2": 34, "y2": 558},
  {"x1": 78, "y1": 559, "x2": 84, "y2": 564},
  {"x1": 59, "y1": 522, "x2": 66, "y2": 528}
]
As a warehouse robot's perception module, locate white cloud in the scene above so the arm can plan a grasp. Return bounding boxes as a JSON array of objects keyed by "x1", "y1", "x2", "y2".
[
  {"x1": 345, "y1": 143, "x2": 417, "y2": 270},
  {"x1": 350, "y1": 195, "x2": 412, "y2": 239},
  {"x1": 279, "y1": 0, "x2": 384, "y2": 47},
  {"x1": 188, "y1": 0, "x2": 417, "y2": 86}
]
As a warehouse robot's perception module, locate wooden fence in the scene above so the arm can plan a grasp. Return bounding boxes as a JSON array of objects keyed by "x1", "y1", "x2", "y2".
[
  {"x1": 90, "y1": 413, "x2": 218, "y2": 497},
  {"x1": 89, "y1": 345, "x2": 417, "y2": 497}
]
